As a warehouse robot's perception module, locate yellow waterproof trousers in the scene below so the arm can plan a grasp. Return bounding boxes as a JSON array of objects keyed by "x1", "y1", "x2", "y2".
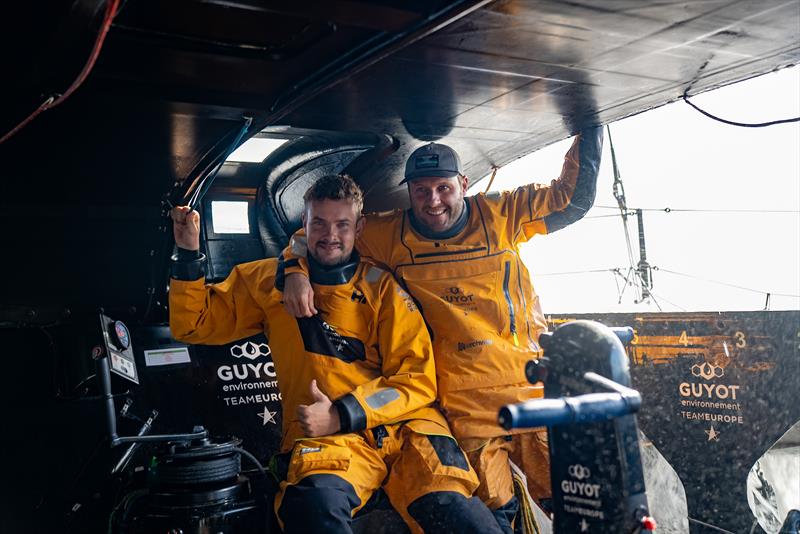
[
  {"x1": 460, "y1": 429, "x2": 551, "y2": 510},
  {"x1": 276, "y1": 420, "x2": 480, "y2": 534}
]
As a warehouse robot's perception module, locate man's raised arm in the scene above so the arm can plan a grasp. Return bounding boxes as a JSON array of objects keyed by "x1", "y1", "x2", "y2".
[
  {"x1": 484, "y1": 125, "x2": 604, "y2": 244},
  {"x1": 168, "y1": 206, "x2": 266, "y2": 345}
]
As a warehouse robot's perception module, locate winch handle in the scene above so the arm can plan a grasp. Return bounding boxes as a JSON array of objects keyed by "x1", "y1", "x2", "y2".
[{"x1": 498, "y1": 372, "x2": 641, "y2": 430}]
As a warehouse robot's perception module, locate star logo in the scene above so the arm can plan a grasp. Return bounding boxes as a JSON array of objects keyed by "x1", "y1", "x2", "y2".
[
  {"x1": 580, "y1": 518, "x2": 590, "y2": 532},
  {"x1": 258, "y1": 406, "x2": 277, "y2": 426},
  {"x1": 705, "y1": 425, "x2": 720, "y2": 441}
]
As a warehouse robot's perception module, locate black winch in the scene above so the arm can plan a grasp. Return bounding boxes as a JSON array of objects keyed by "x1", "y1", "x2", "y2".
[
  {"x1": 91, "y1": 313, "x2": 272, "y2": 533},
  {"x1": 499, "y1": 320, "x2": 657, "y2": 534},
  {"x1": 115, "y1": 435, "x2": 269, "y2": 534}
]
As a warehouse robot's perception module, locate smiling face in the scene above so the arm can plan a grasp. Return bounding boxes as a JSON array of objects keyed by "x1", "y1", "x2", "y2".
[
  {"x1": 303, "y1": 198, "x2": 364, "y2": 266},
  {"x1": 407, "y1": 174, "x2": 469, "y2": 233}
]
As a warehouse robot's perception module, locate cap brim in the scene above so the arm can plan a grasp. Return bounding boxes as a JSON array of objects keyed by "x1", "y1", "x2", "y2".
[{"x1": 400, "y1": 169, "x2": 460, "y2": 184}]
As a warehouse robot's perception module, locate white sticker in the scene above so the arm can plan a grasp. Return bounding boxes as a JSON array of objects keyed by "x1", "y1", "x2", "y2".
[
  {"x1": 111, "y1": 352, "x2": 136, "y2": 379},
  {"x1": 144, "y1": 347, "x2": 192, "y2": 367}
]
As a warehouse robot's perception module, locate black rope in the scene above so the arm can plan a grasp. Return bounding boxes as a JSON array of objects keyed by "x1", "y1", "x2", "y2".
[
  {"x1": 157, "y1": 454, "x2": 241, "y2": 485},
  {"x1": 682, "y1": 93, "x2": 800, "y2": 128},
  {"x1": 233, "y1": 447, "x2": 266, "y2": 475},
  {"x1": 680, "y1": 54, "x2": 797, "y2": 128}
]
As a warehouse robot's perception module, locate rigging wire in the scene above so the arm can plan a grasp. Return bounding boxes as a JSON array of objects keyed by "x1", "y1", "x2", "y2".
[
  {"x1": 584, "y1": 213, "x2": 637, "y2": 220},
  {"x1": 607, "y1": 125, "x2": 649, "y2": 302},
  {"x1": 594, "y1": 205, "x2": 799, "y2": 214},
  {"x1": 647, "y1": 289, "x2": 685, "y2": 312},
  {"x1": 646, "y1": 290, "x2": 663, "y2": 312},
  {"x1": 653, "y1": 267, "x2": 800, "y2": 298},
  {"x1": 612, "y1": 267, "x2": 640, "y2": 305},
  {"x1": 535, "y1": 265, "x2": 800, "y2": 300},
  {"x1": 607, "y1": 129, "x2": 636, "y2": 266},
  {"x1": 536, "y1": 268, "x2": 617, "y2": 277}
]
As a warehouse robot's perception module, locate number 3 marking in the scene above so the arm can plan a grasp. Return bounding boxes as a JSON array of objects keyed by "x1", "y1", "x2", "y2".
[{"x1": 734, "y1": 331, "x2": 746, "y2": 348}]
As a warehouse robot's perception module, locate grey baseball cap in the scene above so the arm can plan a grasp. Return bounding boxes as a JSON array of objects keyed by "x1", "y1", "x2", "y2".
[{"x1": 401, "y1": 142, "x2": 462, "y2": 184}]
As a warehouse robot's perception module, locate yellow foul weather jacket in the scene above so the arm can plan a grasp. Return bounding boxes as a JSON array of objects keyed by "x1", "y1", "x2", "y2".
[
  {"x1": 169, "y1": 257, "x2": 448, "y2": 451},
  {"x1": 281, "y1": 126, "x2": 604, "y2": 439}
]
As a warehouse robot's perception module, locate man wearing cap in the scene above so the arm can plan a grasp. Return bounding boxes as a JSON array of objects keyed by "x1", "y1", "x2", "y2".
[{"x1": 279, "y1": 126, "x2": 604, "y2": 532}]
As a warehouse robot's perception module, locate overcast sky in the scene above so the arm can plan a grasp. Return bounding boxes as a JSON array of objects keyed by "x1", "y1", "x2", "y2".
[{"x1": 473, "y1": 66, "x2": 800, "y2": 314}]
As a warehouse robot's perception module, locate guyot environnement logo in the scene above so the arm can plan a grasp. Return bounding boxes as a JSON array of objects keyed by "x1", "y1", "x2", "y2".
[
  {"x1": 229, "y1": 341, "x2": 271, "y2": 360},
  {"x1": 690, "y1": 362, "x2": 724, "y2": 380}
]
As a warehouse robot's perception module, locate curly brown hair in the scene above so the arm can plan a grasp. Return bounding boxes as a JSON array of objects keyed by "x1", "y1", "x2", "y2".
[{"x1": 303, "y1": 174, "x2": 364, "y2": 214}]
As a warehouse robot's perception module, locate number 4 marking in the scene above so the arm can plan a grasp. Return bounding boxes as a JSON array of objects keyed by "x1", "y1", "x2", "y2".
[{"x1": 679, "y1": 330, "x2": 689, "y2": 346}]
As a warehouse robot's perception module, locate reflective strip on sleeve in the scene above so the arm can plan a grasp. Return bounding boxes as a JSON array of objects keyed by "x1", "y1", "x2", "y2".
[{"x1": 365, "y1": 387, "x2": 401, "y2": 409}]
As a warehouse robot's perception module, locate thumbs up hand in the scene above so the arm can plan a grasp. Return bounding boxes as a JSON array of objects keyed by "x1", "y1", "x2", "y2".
[{"x1": 296, "y1": 380, "x2": 341, "y2": 437}]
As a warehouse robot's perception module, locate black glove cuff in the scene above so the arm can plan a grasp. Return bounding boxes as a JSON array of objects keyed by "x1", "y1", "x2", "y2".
[
  {"x1": 176, "y1": 247, "x2": 201, "y2": 261},
  {"x1": 170, "y1": 251, "x2": 207, "y2": 281},
  {"x1": 334, "y1": 394, "x2": 367, "y2": 433}
]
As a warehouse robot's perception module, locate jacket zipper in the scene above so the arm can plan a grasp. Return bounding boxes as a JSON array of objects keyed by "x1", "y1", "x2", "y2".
[
  {"x1": 502, "y1": 261, "x2": 519, "y2": 346},
  {"x1": 515, "y1": 257, "x2": 532, "y2": 344},
  {"x1": 414, "y1": 246, "x2": 487, "y2": 259}
]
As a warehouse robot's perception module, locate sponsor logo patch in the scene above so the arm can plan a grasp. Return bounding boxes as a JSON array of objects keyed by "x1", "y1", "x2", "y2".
[
  {"x1": 396, "y1": 286, "x2": 417, "y2": 312},
  {"x1": 440, "y1": 286, "x2": 477, "y2": 313},
  {"x1": 457, "y1": 339, "x2": 493, "y2": 352},
  {"x1": 415, "y1": 153, "x2": 439, "y2": 169},
  {"x1": 296, "y1": 317, "x2": 366, "y2": 362}
]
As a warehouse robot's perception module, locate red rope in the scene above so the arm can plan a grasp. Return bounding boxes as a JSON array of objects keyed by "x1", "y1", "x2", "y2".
[{"x1": 0, "y1": 0, "x2": 120, "y2": 145}]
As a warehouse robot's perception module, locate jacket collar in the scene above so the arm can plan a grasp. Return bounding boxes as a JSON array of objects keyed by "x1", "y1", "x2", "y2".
[
  {"x1": 407, "y1": 199, "x2": 470, "y2": 240},
  {"x1": 308, "y1": 251, "x2": 360, "y2": 285}
]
